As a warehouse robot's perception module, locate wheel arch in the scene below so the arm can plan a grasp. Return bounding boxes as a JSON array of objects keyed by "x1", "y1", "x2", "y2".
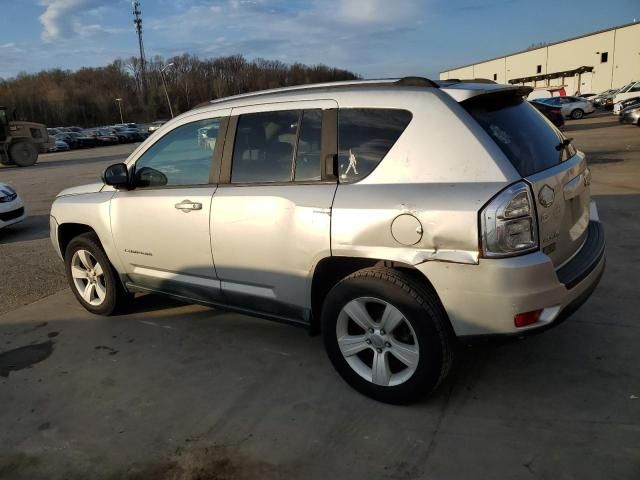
[
  {"x1": 309, "y1": 256, "x2": 449, "y2": 335},
  {"x1": 57, "y1": 223, "x2": 100, "y2": 259},
  {"x1": 57, "y1": 221, "x2": 130, "y2": 293}
]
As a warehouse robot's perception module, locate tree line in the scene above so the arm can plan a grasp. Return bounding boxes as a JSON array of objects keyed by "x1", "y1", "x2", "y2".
[{"x1": 0, "y1": 54, "x2": 359, "y2": 128}]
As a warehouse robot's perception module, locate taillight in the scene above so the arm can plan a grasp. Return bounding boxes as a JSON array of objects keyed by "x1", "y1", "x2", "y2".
[
  {"x1": 551, "y1": 109, "x2": 561, "y2": 115},
  {"x1": 480, "y1": 182, "x2": 538, "y2": 257}
]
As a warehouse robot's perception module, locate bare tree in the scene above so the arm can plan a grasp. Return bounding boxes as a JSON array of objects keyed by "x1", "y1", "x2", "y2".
[{"x1": 0, "y1": 54, "x2": 359, "y2": 127}]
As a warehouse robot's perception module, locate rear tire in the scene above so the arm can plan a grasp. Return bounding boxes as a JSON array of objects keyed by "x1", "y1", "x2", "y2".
[
  {"x1": 571, "y1": 109, "x2": 584, "y2": 120},
  {"x1": 322, "y1": 267, "x2": 453, "y2": 404},
  {"x1": 9, "y1": 141, "x2": 38, "y2": 167},
  {"x1": 65, "y1": 232, "x2": 129, "y2": 315}
]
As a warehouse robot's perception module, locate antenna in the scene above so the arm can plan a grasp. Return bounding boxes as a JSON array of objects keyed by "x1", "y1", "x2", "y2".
[{"x1": 132, "y1": 1, "x2": 146, "y2": 94}]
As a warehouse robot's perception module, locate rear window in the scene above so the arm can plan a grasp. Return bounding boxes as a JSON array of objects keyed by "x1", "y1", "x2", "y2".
[{"x1": 465, "y1": 94, "x2": 575, "y2": 177}]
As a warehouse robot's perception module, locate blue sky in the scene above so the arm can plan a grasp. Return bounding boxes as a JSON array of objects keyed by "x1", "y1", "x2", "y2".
[{"x1": 0, "y1": 0, "x2": 638, "y2": 80}]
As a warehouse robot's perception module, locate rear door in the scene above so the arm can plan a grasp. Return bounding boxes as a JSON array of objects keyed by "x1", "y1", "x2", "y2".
[
  {"x1": 465, "y1": 93, "x2": 591, "y2": 267},
  {"x1": 211, "y1": 100, "x2": 338, "y2": 322}
]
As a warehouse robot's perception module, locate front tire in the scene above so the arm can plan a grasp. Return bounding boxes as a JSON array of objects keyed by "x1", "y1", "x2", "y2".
[
  {"x1": 571, "y1": 108, "x2": 584, "y2": 120},
  {"x1": 65, "y1": 232, "x2": 128, "y2": 315},
  {"x1": 322, "y1": 267, "x2": 453, "y2": 404}
]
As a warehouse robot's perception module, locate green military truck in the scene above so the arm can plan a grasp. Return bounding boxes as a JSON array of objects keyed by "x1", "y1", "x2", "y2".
[{"x1": 0, "y1": 106, "x2": 52, "y2": 167}]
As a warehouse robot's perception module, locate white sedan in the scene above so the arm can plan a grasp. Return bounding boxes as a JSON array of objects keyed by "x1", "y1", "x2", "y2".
[
  {"x1": 538, "y1": 96, "x2": 595, "y2": 119},
  {"x1": 0, "y1": 182, "x2": 27, "y2": 230}
]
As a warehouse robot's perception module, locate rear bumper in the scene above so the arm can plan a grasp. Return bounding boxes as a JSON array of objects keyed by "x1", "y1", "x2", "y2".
[{"x1": 417, "y1": 208, "x2": 605, "y2": 337}]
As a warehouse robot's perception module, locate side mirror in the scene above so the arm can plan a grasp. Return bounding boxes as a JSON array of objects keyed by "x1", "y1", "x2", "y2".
[{"x1": 103, "y1": 163, "x2": 130, "y2": 189}]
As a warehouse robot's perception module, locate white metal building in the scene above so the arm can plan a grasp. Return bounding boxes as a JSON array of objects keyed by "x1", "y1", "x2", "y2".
[{"x1": 440, "y1": 21, "x2": 640, "y2": 95}]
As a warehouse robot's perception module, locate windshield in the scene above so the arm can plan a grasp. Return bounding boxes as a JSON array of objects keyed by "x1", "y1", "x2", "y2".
[
  {"x1": 464, "y1": 93, "x2": 575, "y2": 177},
  {"x1": 619, "y1": 82, "x2": 635, "y2": 93}
]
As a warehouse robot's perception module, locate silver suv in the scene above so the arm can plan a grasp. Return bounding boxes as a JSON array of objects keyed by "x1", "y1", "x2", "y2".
[{"x1": 50, "y1": 78, "x2": 605, "y2": 404}]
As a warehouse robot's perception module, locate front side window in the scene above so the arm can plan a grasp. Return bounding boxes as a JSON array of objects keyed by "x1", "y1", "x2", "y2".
[
  {"x1": 134, "y1": 118, "x2": 221, "y2": 188},
  {"x1": 630, "y1": 83, "x2": 640, "y2": 92},
  {"x1": 337, "y1": 108, "x2": 412, "y2": 183}
]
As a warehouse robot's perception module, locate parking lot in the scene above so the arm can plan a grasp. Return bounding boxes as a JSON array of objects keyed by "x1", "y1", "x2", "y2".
[{"x1": 1, "y1": 115, "x2": 639, "y2": 479}]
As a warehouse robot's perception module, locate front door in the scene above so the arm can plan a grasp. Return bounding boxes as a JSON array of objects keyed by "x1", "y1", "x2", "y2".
[
  {"x1": 110, "y1": 112, "x2": 228, "y2": 302},
  {"x1": 211, "y1": 101, "x2": 338, "y2": 322}
]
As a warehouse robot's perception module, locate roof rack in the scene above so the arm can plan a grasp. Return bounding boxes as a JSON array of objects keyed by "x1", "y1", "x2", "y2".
[
  {"x1": 207, "y1": 76, "x2": 440, "y2": 106},
  {"x1": 441, "y1": 78, "x2": 497, "y2": 84},
  {"x1": 395, "y1": 77, "x2": 440, "y2": 88}
]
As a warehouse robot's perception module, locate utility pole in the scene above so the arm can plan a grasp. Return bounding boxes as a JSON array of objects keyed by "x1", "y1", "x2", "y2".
[
  {"x1": 115, "y1": 98, "x2": 124, "y2": 124},
  {"x1": 132, "y1": 1, "x2": 146, "y2": 95},
  {"x1": 160, "y1": 63, "x2": 175, "y2": 118}
]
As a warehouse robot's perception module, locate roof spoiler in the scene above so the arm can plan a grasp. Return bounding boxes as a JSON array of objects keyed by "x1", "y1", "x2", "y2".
[{"x1": 461, "y1": 85, "x2": 534, "y2": 104}]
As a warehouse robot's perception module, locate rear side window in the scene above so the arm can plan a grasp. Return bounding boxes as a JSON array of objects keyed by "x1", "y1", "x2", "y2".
[
  {"x1": 465, "y1": 95, "x2": 574, "y2": 177},
  {"x1": 295, "y1": 110, "x2": 322, "y2": 181},
  {"x1": 231, "y1": 110, "x2": 299, "y2": 183},
  {"x1": 338, "y1": 108, "x2": 412, "y2": 183}
]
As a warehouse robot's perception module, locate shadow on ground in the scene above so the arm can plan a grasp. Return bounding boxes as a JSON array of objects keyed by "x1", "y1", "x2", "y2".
[{"x1": 0, "y1": 215, "x2": 50, "y2": 244}]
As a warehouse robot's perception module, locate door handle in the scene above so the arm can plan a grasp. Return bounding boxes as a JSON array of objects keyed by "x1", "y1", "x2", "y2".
[{"x1": 174, "y1": 200, "x2": 202, "y2": 212}]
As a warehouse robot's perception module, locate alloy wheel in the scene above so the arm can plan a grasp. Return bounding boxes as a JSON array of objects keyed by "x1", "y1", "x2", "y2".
[
  {"x1": 70, "y1": 249, "x2": 107, "y2": 306},
  {"x1": 336, "y1": 297, "x2": 420, "y2": 387}
]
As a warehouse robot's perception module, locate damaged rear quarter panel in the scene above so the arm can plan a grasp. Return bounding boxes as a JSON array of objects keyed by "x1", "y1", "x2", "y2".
[{"x1": 331, "y1": 182, "x2": 509, "y2": 265}]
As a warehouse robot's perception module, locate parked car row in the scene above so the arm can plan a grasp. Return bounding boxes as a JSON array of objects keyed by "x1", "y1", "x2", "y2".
[
  {"x1": 45, "y1": 124, "x2": 151, "y2": 152},
  {"x1": 590, "y1": 81, "x2": 640, "y2": 111},
  {"x1": 526, "y1": 80, "x2": 640, "y2": 127},
  {"x1": 599, "y1": 81, "x2": 640, "y2": 126}
]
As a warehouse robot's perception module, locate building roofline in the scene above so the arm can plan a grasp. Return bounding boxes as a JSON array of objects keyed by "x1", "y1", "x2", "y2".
[{"x1": 441, "y1": 20, "x2": 640, "y2": 74}]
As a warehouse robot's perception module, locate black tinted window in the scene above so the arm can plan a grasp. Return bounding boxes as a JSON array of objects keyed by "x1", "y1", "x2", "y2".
[
  {"x1": 232, "y1": 110, "x2": 299, "y2": 183},
  {"x1": 134, "y1": 118, "x2": 220, "y2": 188},
  {"x1": 294, "y1": 110, "x2": 322, "y2": 181},
  {"x1": 338, "y1": 108, "x2": 412, "y2": 183},
  {"x1": 465, "y1": 95, "x2": 574, "y2": 177}
]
